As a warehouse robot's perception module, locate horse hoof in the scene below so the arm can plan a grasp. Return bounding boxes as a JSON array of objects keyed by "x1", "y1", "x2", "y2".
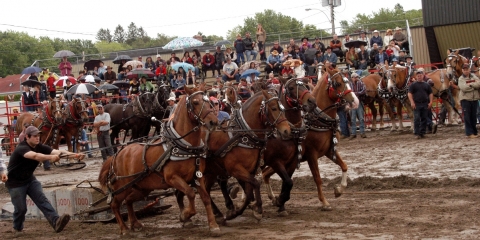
[
  {"x1": 277, "y1": 210, "x2": 289, "y2": 217},
  {"x1": 215, "y1": 216, "x2": 226, "y2": 226},
  {"x1": 226, "y1": 210, "x2": 236, "y2": 220},
  {"x1": 252, "y1": 209, "x2": 262, "y2": 221},
  {"x1": 334, "y1": 186, "x2": 343, "y2": 198},
  {"x1": 183, "y1": 219, "x2": 194, "y2": 229},
  {"x1": 209, "y1": 227, "x2": 222, "y2": 237},
  {"x1": 320, "y1": 205, "x2": 333, "y2": 211}
]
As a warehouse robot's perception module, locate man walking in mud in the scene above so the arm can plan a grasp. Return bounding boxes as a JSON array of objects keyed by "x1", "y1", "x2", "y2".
[
  {"x1": 408, "y1": 68, "x2": 434, "y2": 139},
  {"x1": 3, "y1": 126, "x2": 84, "y2": 236}
]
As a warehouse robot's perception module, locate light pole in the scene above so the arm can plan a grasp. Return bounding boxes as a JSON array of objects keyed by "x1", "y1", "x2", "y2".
[{"x1": 305, "y1": 8, "x2": 335, "y2": 35}]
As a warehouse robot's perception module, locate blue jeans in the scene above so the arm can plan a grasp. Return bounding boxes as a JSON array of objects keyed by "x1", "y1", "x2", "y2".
[
  {"x1": 8, "y1": 180, "x2": 59, "y2": 231},
  {"x1": 236, "y1": 52, "x2": 245, "y2": 65},
  {"x1": 413, "y1": 103, "x2": 428, "y2": 136},
  {"x1": 461, "y1": 100, "x2": 479, "y2": 136},
  {"x1": 245, "y1": 50, "x2": 257, "y2": 61},
  {"x1": 350, "y1": 102, "x2": 365, "y2": 135},
  {"x1": 337, "y1": 107, "x2": 350, "y2": 137},
  {"x1": 476, "y1": 100, "x2": 480, "y2": 123},
  {"x1": 222, "y1": 74, "x2": 240, "y2": 83},
  {"x1": 72, "y1": 130, "x2": 93, "y2": 158},
  {"x1": 97, "y1": 131, "x2": 114, "y2": 161}
]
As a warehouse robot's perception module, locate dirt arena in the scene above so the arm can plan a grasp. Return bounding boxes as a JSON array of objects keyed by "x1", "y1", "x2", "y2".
[{"x1": 1, "y1": 124, "x2": 480, "y2": 239}]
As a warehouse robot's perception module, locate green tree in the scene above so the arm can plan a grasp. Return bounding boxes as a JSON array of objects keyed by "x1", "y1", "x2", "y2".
[
  {"x1": 196, "y1": 32, "x2": 224, "y2": 45},
  {"x1": 113, "y1": 25, "x2": 126, "y2": 43},
  {"x1": 95, "y1": 41, "x2": 128, "y2": 53},
  {"x1": 96, "y1": 28, "x2": 112, "y2": 42},
  {"x1": 126, "y1": 22, "x2": 138, "y2": 45},
  {"x1": 227, "y1": 9, "x2": 330, "y2": 43},
  {"x1": 339, "y1": 3, "x2": 423, "y2": 34}
]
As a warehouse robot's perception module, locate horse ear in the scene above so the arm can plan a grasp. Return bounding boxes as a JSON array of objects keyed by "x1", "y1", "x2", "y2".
[
  {"x1": 261, "y1": 89, "x2": 270, "y2": 99},
  {"x1": 184, "y1": 86, "x2": 193, "y2": 95},
  {"x1": 393, "y1": 62, "x2": 397, "y2": 68},
  {"x1": 278, "y1": 76, "x2": 288, "y2": 85},
  {"x1": 454, "y1": 50, "x2": 460, "y2": 55}
]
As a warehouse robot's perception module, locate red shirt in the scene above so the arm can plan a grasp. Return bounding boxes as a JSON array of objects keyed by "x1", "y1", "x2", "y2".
[
  {"x1": 282, "y1": 68, "x2": 293, "y2": 75},
  {"x1": 47, "y1": 76, "x2": 56, "y2": 91},
  {"x1": 155, "y1": 66, "x2": 167, "y2": 76}
]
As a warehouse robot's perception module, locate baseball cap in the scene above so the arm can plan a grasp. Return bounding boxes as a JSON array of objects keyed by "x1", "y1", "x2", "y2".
[
  {"x1": 351, "y1": 73, "x2": 359, "y2": 78},
  {"x1": 416, "y1": 68, "x2": 425, "y2": 74},
  {"x1": 462, "y1": 63, "x2": 469, "y2": 69},
  {"x1": 167, "y1": 96, "x2": 176, "y2": 102},
  {"x1": 156, "y1": 54, "x2": 161, "y2": 58},
  {"x1": 97, "y1": 104, "x2": 104, "y2": 108},
  {"x1": 25, "y1": 126, "x2": 41, "y2": 136},
  {"x1": 205, "y1": 50, "x2": 210, "y2": 53},
  {"x1": 209, "y1": 96, "x2": 219, "y2": 103}
]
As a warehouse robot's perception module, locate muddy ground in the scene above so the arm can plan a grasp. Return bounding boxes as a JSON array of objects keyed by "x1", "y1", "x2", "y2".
[{"x1": 1, "y1": 124, "x2": 480, "y2": 239}]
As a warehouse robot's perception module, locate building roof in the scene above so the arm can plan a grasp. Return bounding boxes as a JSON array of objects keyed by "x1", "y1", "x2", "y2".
[{"x1": 0, "y1": 74, "x2": 30, "y2": 94}]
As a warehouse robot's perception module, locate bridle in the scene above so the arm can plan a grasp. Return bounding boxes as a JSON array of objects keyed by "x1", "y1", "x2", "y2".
[
  {"x1": 220, "y1": 86, "x2": 242, "y2": 110},
  {"x1": 259, "y1": 92, "x2": 288, "y2": 128},
  {"x1": 186, "y1": 91, "x2": 216, "y2": 126},
  {"x1": 66, "y1": 98, "x2": 89, "y2": 124},
  {"x1": 326, "y1": 71, "x2": 352, "y2": 101},
  {"x1": 282, "y1": 78, "x2": 310, "y2": 110},
  {"x1": 47, "y1": 98, "x2": 64, "y2": 126}
]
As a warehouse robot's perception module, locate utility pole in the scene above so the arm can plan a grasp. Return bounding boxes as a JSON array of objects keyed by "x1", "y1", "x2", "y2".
[{"x1": 330, "y1": 2, "x2": 335, "y2": 35}]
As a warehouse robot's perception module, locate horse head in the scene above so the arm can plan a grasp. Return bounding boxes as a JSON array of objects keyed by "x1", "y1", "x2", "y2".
[
  {"x1": 48, "y1": 97, "x2": 64, "y2": 125},
  {"x1": 183, "y1": 87, "x2": 218, "y2": 131},
  {"x1": 279, "y1": 76, "x2": 316, "y2": 113},
  {"x1": 446, "y1": 50, "x2": 466, "y2": 79},
  {"x1": 222, "y1": 85, "x2": 242, "y2": 110},
  {"x1": 315, "y1": 67, "x2": 359, "y2": 111},
  {"x1": 251, "y1": 77, "x2": 267, "y2": 93},
  {"x1": 258, "y1": 90, "x2": 291, "y2": 140},
  {"x1": 72, "y1": 97, "x2": 89, "y2": 123},
  {"x1": 155, "y1": 83, "x2": 171, "y2": 109},
  {"x1": 139, "y1": 92, "x2": 155, "y2": 116}
]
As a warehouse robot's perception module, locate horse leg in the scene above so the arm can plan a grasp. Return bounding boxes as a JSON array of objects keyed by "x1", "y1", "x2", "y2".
[
  {"x1": 166, "y1": 174, "x2": 197, "y2": 226},
  {"x1": 262, "y1": 166, "x2": 277, "y2": 201},
  {"x1": 125, "y1": 188, "x2": 150, "y2": 231},
  {"x1": 227, "y1": 169, "x2": 260, "y2": 220},
  {"x1": 369, "y1": 102, "x2": 378, "y2": 131},
  {"x1": 196, "y1": 176, "x2": 221, "y2": 233},
  {"x1": 307, "y1": 154, "x2": 331, "y2": 211},
  {"x1": 111, "y1": 192, "x2": 129, "y2": 235},
  {"x1": 384, "y1": 101, "x2": 397, "y2": 131},
  {"x1": 378, "y1": 99, "x2": 385, "y2": 129},
  {"x1": 325, "y1": 150, "x2": 348, "y2": 198},
  {"x1": 397, "y1": 101, "x2": 405, "y2": 131},
  {"x1": 270, "y1": 162, "x2": 296, "y2": 216},
  {"x1": 217, "y1": 178, "x2": 235, "y2": 211}
]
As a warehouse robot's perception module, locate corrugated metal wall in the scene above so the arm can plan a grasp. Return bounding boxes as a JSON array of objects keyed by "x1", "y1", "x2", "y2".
[
  {"x1": 433, "y1": 21, "x2": 480, "y2": 61},
  {"x1": 422, "y1": 0, "x2": 480, "y2": 27},
  {"x1": 410, "y1": 27, "x2": 431, "y2": 65}
]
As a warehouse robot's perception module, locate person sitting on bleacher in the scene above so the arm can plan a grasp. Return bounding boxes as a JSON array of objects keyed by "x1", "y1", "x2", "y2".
[
  {"x1": 330, "y1": 34, "x2": 343, "y2": 62},
  {"x1": 324, "y1": 47, "x2": 338, "y2": 67},
  {"x1": 292, "y1": 46, "x2": 306, "y2": 63},
  {"x1": 171, "y1": 74, "x2": 186, "y2": 98},
  {"x1": 357, "y1": 45, "x2": 369, "y2": 71},
  {"x1": 314, "y1": 50, "x2": 325, "y2": 65},
  {"x1": 222, "y1": 57, "x2": 240, "y2": 83},
  {"x1": 299, "y1": 37, "x2": 312, "y2": 53},
  {"x1": 202, "y1": 50, "x2": 216, "y2": 78},
  {"x1": 370, "y1": 30, "x2": 383, "y2": 49},
  {"x1": 375, "y1": 47, "x2": 389, "y2": 67},
  {"x1": 312, "y1": 37, "x2": 325, "y2": 53},
  {"x1": 369, "y1": 43, "x2": 380, "y2": 68},
  {"x1": 237, "y1": 78, "x2": 251, "y2": 99},
  {"x1": 393, "y1": 27, "x2": 409, "y2": 52},
  {"x1": 282, "y1": 61, "x2": 294, "y2": 76},
  {"x1": 265, "y1": 50, "x2": 281, "y2": 75},
  {"x1": 346, "y1": 47, "x2": 359, "y2": 69},
  {"x1": 139, "y1": 76, "x2": 154, "y2": 93},
  {"x1": 398, "y1": 49, "x2": 407, "y2": 66},
  {"x1": 357, "y1": 31, "x2": 371, "y2": 53}
]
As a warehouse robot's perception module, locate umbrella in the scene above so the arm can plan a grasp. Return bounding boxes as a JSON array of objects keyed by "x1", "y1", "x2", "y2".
[
  {"x1": 172, "y1": 62, "x2": 195, "y2": 72},
  {"x1": 112, "y1": 81, "x2": 131, "y2": 89},
  {"x1": 55, "y1": 76, "x2": 77, "y2": 87},
  {"x1": 214, "y1": 40, "x2": 232, "y2": 47},
  {"x1": 83, "y1": 60, "x2": 103, "y2": 71},
  {"x1": 123, "y1": 60, "x2": 143, "y2": 68},
  {"x1": 241, "y1": 69, "x2": 261, "y2": 79},
  {"x1": 66, "y1": 83, "x2": 98, "y2": 95},
  {"x1": 21, "y1": 79, "x2": 42, "y2": 87},
  {"x1": 53, "y1": 50, "x2": 75, "y2": 58},
  {"x1": 304, "y1": 48, "x2": 319, "y2": 65},
  {"x1": 344, "y1": 40, "x2": 368, "y2": 49},
  {"x1": 113, "y1": 55, "x2": 132, "y2": 64},
  {"x1": 78, "y1": 75, "x2": 102, "y2": 83},
  {"x1": 239, "y1": 60, "x2": 261, "y2": 74},
  {"x1": 126, "y1": 68, "x2": 155, "y2": 80},
  {"x1": 163, "y1": 37, "x2": 204, "y2": 50},
  {"x1": 21, "y1": 66, "x2": 42, "y2": 74},
  {"x1": 98, "y1": 84, "x2": 119, "y2": 91}
]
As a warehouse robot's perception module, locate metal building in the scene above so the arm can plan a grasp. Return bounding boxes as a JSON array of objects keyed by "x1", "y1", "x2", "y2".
[{"x1": 422, "y1": 0, "x2": 480, "y2": 63}]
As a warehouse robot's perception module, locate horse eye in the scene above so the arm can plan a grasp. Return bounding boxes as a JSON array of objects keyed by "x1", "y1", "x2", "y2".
[{"x1": 271, "y1": 107, "x2": 278, "y2": 111}]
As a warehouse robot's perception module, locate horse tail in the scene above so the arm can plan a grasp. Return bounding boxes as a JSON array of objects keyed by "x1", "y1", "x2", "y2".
[{"x1": 98, "y1": 156, "x2": 113, "y2": 188}]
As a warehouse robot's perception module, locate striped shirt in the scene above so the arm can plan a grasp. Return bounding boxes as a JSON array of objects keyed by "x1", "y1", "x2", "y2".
[{"x1": 350, "y1": 79, "x2": 366, "y2": 97}]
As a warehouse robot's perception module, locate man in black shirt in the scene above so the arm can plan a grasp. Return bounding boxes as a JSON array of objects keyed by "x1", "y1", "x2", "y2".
[
  {"x1": 5, "y1": 126, "x2": 84, "y2": 235},
  {"x1": 408, "y1": 68, "x2": 434, "y2": 139}
]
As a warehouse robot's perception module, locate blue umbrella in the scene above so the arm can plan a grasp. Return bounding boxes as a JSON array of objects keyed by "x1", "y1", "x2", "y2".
[
  {"x1": 21, "y1": 66, "x2": 42, "y2": 74},
  {"x1": 172, "y1": 62, "x2": 195, "y2": 72},
  {"x1": 241, "y1": 69, "x2": 261, "y2": 79}
]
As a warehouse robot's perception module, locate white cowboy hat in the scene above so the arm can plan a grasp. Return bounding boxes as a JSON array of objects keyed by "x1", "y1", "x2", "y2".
[
  {"x1": 167, "y1": 96, "x2": 176, "y2": 102},
  {"x1": 395, "y1": 27, "x2": 402, "y2": 31}
]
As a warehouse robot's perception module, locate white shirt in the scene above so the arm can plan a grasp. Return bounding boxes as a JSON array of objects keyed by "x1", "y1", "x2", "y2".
[
  {"x1": 94, "y1": 112, "x2": 111, "y2": 132},
  {"x1": 223, "y1": 62, "x2": 238, "y2": 74}
]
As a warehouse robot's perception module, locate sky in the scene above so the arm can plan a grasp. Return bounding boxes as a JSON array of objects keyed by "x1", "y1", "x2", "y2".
[{"x1": 0, "y1": 0, "x2": 422, "y2": 42}]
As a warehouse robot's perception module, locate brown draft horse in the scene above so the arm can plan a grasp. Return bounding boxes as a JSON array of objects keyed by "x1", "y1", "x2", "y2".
[
  {"x1": 442, "y1": 51, "x2": 468, "y2": 124},
  {"x1": 98, "y1": 87, "x2": 219, "y2": 235},
  {"x1": 16, "y1": 97, "x2": 64, "y2": 145},
  {"x1": 53, "y1": 97, "x2": 89, "y2": 152},
  {"x1": 264, "y1": 67, "x2": 359, "y2": 211},
  {"x1": 182, "y1": 88, "x2": 292, "y2": 223},
  {"x1": 359, "y1": 73, "x2": 386, "y2": 130}
]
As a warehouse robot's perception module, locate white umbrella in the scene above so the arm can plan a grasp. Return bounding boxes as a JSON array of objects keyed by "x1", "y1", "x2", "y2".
[
  {"x1": 162, "y1": 37, "x2": 204, "y2": 50},
  {"x1": 78, "y1": 75, "x2": 101, "y2": 83},
  {"x1": 53, "y1": 50, "x2": 75, "y2": 58},
  {"x1": 66, "y1": 83, "x2": 98, "y2": 95}
]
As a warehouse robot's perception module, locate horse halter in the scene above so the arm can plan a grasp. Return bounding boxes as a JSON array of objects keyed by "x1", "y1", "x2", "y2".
[
  {"x1": 283, "y1": 78, "x2": 310, "y2": 109},
  {"x1": 45, "y1": 98, "x2": 63, "y2": 125},
  {"x1": 326, "y1": 71, "x2": 352, "y2": 100},
  {"x1": 221, "y1": 86, "x2": 242, "y2": 109},
  {"x1": 68, "y1": 98, "x2": 88, "y2": 122},
  {"x1": 259, "y1": 93, "x2": 288, "y2": 128},
  {"x1": 186, "y1": 91, "x2": 215, "y2": 126}
]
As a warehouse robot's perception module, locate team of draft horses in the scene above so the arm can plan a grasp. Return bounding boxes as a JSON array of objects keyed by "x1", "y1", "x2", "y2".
[{"x1": 12, "y1": 50, "x2": 479, "y2": 234}]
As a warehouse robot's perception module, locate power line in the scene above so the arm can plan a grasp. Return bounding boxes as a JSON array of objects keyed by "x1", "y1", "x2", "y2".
[{"x1": 0, "y1": 23, "x2": 95, "y2": 36}]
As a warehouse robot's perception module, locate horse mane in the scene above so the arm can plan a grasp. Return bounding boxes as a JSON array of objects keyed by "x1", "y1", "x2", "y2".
[
  {"x1": 171, "y1": 94, "x2": 187, "y2": 123},
  {"x1": 241, "y1": 90, "x2": 263, "y2": 111}
]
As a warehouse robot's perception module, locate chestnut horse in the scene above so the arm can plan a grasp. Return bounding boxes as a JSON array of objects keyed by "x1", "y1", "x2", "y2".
[
  {"x1": 16, "y1": 97, "x2": 64, "y2": 145},
  {"x1": 443, "y1": 51, "x2": 468, "y2": 123},
  {"x1": 180, "y1": 88, "x2": 291, "y2": 223},
  {"x1": 98, "y1": 87, "x2": 219, "y2": 235},
  {"x1": 53, "y1": 97, "x2": 89, "y2": 152},
  {"x1": 264, "y1": 67, "x2": 359, "y2": 211}
]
